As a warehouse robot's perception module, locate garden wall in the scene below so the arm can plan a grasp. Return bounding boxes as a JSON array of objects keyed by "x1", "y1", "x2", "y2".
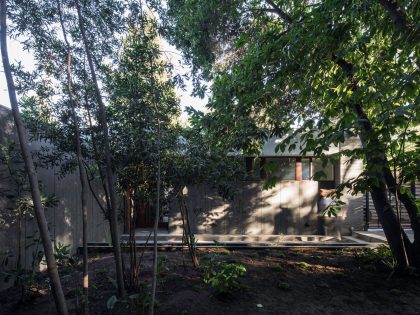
[{"x1": 0, "y1": 105, "x2": 120, "y2": 278}]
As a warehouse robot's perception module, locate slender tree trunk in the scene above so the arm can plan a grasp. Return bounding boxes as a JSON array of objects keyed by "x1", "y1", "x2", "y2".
[
  {"x1": 75, "y1": 0, "x2": 125, "y2": 296},
  {"x1": 0, "y1": 1, "x2": 68, "y2": 314},
  {"x1": 178, "y1": 188, "x2": 199, "y2": 268},
  {"x1": 84, "y1": 100, "x2": 112, "y2": 215},
  {"x1": 150, "y1": 125, "x2": 161, "y2": 315},
  {"x1": 56, "y1": 0, "x2": 90, "y2": 312}
]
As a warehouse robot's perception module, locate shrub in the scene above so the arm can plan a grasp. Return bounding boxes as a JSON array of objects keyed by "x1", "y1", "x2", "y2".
[
  {"x1": 54, "y1": 242, "x2": 79, "y2": 267},
  {"x1": 202, "y1": 260, "x2": 246, "y2": 294},
  {"x1": 355, "y1": 245, "x2": 396, "y2": 270}
]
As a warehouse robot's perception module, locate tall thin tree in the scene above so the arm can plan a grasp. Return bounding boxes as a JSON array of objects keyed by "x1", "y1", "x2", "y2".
[
  {"x1": 148, "y1": 53, "x2": 161, "y2": 315},
  {"x1": 56, "y1": 0, "x2": 90, "y2": 312},
  {"x1": 75, "y1": 0, "x2": 125, "y2": 296},
  {"x1": 0, "y1": 1, "x2": 68, "y2": 314}
]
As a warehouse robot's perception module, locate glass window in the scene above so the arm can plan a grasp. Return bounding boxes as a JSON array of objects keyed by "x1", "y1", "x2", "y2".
[
  {"x1": 302, "y1": 158, "x2": 311, "y2": 180},
  {"x1": 265, "y1": 157, "x2": 296, "y2": 180},
  {"x1": 313, "y1": 158, "x2": 334, "y2": 181}
]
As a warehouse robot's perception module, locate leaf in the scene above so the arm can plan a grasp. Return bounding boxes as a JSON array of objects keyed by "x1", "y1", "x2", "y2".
[{"x1": 107, "y1": 295, "x2": 118, "y2": 310}]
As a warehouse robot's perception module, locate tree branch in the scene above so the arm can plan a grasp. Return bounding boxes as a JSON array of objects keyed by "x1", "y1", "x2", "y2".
[
  {"x1": 264, "y1": 0, "x2": 293, "y2": 24},
  {"x1": 377, "y1": 0, "x2": 412, "y2": 34}
]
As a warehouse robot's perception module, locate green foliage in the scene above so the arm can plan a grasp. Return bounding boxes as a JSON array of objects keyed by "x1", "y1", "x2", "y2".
[
  {"x1": 54, "y1": 242, "x2": 79, "y2": 268},
  {"x1": 389, "y1": 288, "x2": 402, "y2": 296},
  {"x1": 160, "y1": 0, "x2": 420, "y2": 202},
  {"x1": 277, "y1": 281, "x2": 290, "y2": 290},
  {"x1": 295, "y1": 261, "x2": 311, "y2": 270},
  {"x1": 14, "y1": 194, "x2": 58, "y2": 218},
  {"x1": 107, "y1": 292, "x2": 150, "y2": 313},
  {"x1": 107, "y1": 295, "x2": 118, "y2": 310},
  {"x1": 271, "y1": 264, "x2": 285, "y2": 272},
  {"x1": 317, "y1": 282, "x2": 330, "y2": 289},
  {"x1": 202, "y1": 259, "x2": 246, "y2": 294},
  {"x1": 321, "y1": 197, "x2": 346, "y2": 218},
  {"x1": 249, "y1": 252, "x2": 258, "y2": 259},
  {"x1": 157, "y1": 254, "x2": 169, "y2": 282},
  {"x1": 355, "y1": 245, "x2": 397, "y2": 270}
]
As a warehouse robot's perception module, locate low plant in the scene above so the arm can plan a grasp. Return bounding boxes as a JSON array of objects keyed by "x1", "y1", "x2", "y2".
[
  {"x1": 54, "y1": 242, "x2": 79, "y2": 268},
  {"x1": 249, "y1": 252, "x2": 259, "y2": 259},
  {"x1": 202, "y1": 259, "x2": 246, "y2": 294},
  {"x1": 295, "y1": 261, "x2": 311, "y2": 269},
  {"x1": 157, "y1": 255, "x2": 169, "y2": 283},
  {"x1": 389, "y1": 288, "x2": 402, "y2": 296},
  {"x1": 355, "y1": 245, "x2": 396, "y2": 270},
  {"x1": 317, "y1": 281, "x2": 329, "y2": 289},
  {"x1": 278, "y1": 281, "x2": 290, "y2": 290},
  {"x1": 107, "y1": 292, "x2": 150, "y2": 314}
]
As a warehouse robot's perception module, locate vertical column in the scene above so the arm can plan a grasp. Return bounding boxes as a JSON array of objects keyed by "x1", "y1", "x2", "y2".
[{"x1": 295, "y1": 157, "x2": 302, "y2": 181}]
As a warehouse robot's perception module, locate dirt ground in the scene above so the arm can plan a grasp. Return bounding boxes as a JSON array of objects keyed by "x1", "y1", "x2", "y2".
[{"x1": 1, "y1": 247, "x2": 420, "y2": 315}]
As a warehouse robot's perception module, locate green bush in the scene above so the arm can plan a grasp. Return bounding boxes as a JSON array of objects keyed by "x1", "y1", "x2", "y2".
[
  {"x1": 202, "y1": 260, "x2": 246, "y2": 294},
  {"x1": 54, "y1": 242, "x2": 79, "y2": 267},
  {"x1": 355, "y1": 245, "x2": 396, "y2": 270}
]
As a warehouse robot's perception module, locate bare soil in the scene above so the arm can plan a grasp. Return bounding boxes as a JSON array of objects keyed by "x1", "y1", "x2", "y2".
[{"x1": 1, "y1": 248, "x2": 420, "y2": 315}]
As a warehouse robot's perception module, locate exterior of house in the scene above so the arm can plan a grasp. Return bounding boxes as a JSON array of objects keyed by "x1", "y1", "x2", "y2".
[
  {"x1": 168, "y1": 137, "x2": 366, "y2": 236},
  {"x1": 1, "y1": 104, "x2": 373, "y2": 272}
]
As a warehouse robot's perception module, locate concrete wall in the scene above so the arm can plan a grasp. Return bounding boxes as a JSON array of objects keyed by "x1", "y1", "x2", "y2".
[
  {"x1": 169, "y1": 181, "x2": 324, "y2": 235},
  {"x1": 0, "y1": 105, "x2": 121, "y2": 274},
  {"x1": 337, "y1": 137, "x2": 365, "y2": 232},
  {"x1": 169, "y1": 136, "x2": 366, "y2": 237}
]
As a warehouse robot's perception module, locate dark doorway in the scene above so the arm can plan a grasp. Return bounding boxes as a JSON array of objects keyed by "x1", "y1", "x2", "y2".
[
  {"x1": 134, "y1": 199, "x2": 168, "y2": 229},
  {"x1": 135, "y1": 200, "x2": 154, "y2": 228}
]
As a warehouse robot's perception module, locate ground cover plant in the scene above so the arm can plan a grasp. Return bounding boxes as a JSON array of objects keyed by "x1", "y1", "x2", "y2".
[{"x1": 0, "y1": 248, "x2": 419, "y2": 315}]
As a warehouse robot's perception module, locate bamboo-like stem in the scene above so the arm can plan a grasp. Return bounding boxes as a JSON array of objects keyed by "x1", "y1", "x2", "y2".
[
  {"x1": 0, "y1": 1, "x2": 68, "y2": 314},
  {"x1": 56, "y1": 0, "x2": 90, "y2": 312}
]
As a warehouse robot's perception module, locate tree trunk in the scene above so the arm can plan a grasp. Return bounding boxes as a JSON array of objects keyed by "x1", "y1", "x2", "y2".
[
  {"x1": 56, "y1": 0, "x2": 90, "y2": 312},
  {"x1": 265, "y1": 6, "x2": 418, "y2": 269},
  {"x1": 75, "y1": 0, "x2": 125, "y2": 297},
  {"x1": 334, "y1": 53, "x2": 416, "y2": 269},
  {"x1": 362, "y1": 162, "x2": 409, "y2": 269},
  {"x1": 353, "y1": 102, "x2": 417, "y2": 269},
  {"x1": 150, "y1": 129, "x2": 161, "y2": 315},
  {"x1": 178, "y1": 188, "x2": 199, "y2": 268},
  {"x1": 381, "y1": 166, "x2": 420, "y2": 267},
  {"x1": 0, "y1": 1, "x2": 68, "y2": 314}
]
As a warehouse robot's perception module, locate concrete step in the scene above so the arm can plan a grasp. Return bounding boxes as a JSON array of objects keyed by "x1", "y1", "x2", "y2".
[
  {"x1": 352, "y1": 231, "x2": 387, "y2": 243},
  {"x1": 121, "y1": 234, "x2": 343, "y2": 243}
]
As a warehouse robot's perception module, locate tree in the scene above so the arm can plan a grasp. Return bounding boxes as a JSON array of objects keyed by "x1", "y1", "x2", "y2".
[
  {"x1": 56, "y1": 0, "x2": 90, "y2": 311},
  {"x1": 0, "y1": 1, "x2": 68, "y2": 314},
  {"x1": 8, "y1": 0, "x2": 143, "y2": 298},
  {"x1": 156, "y1": 0, "x2": 420, "y2": 269},
  {"x1": 105, "y1": 14, "x2": 180, "y2": 310},
  {"x1": 75, "y1": 0, "x2": 125, "y2": 297}
]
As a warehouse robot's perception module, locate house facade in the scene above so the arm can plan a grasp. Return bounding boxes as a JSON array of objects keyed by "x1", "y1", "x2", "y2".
[
  {"x1": 1, "y1": 104, "x2": 368, "y2": 273},
  {"x1": 168, "y1": 137, "x2": 366, "y2": 236}
]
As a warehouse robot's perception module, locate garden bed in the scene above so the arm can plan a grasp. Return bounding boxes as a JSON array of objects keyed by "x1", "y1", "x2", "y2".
[{"x1": 1, "y1": 248, "x2": 419, "y2": 314}]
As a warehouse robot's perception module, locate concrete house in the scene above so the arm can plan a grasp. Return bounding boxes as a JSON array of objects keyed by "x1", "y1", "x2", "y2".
[
  {"x1": 167, "y1": 136, "x2": 366, "y2": 238},
  {"x1": 2, "y1": 103, "x2": 408, "y2": 271}
]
